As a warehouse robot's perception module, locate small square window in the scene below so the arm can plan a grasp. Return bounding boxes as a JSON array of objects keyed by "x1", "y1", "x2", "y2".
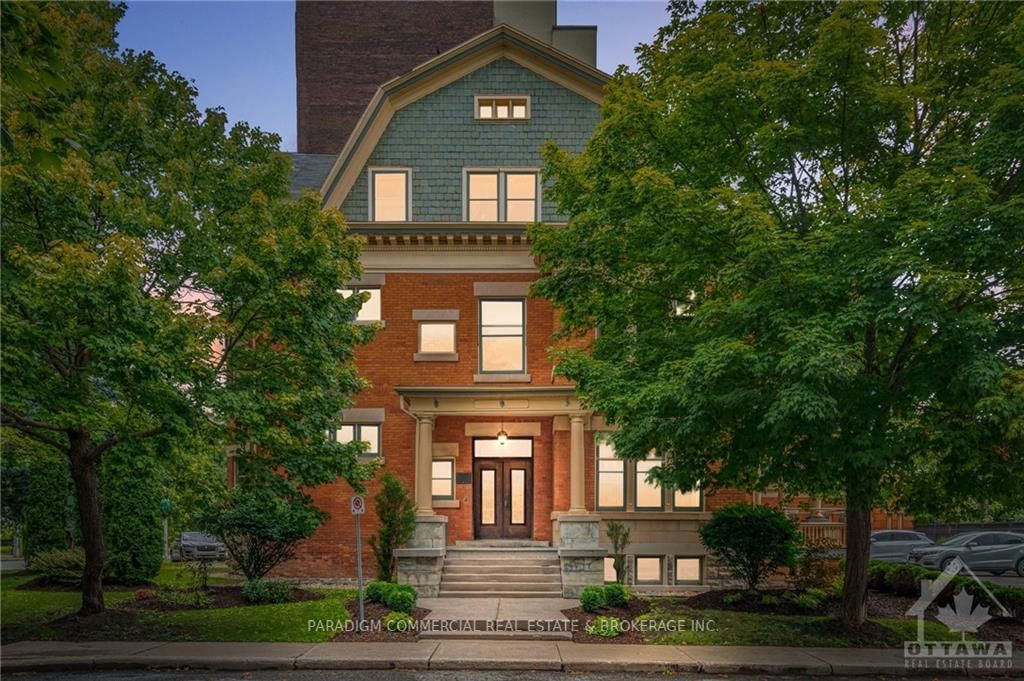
[
  {"x1": 475, "y1": 96, "x2": 530, "y2": 121},
  {"x1": 675, "y1": 557, "x2": 702, "y2": 585},
  {"x1": 419, "y1": 321, "x2": 456, "y2": 353},
  {"x1": 432, "y1": 459, "x2": 455, "y2": 500},
  {"x1": 340, "y1": 287, "x2": 382, "y2": 322},
  {"x1": 635, "y1": 556, "x2": 663, "y2": 584}
]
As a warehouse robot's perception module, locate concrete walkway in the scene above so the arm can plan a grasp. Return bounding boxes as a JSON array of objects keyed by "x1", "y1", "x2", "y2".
[{"x1": 1, "y1": 640, "x2": 1020, "y2": 676}]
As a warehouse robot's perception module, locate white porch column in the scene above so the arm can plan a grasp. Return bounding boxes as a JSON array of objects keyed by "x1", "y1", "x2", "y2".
[
  {"x1": 415, "y1": 415, "x2": 435, "y2": 515},
  {"x1": 569, "y1": 414, "x2": 586, "y2": 513}
]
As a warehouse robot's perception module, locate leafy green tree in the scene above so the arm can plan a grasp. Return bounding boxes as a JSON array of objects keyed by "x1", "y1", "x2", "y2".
[
  {"x1": 531, "y1": 1, "x2": 1024, "y2": 629},
  {"x1": 369, "y1": 472, "x2": 417, "y2": 581},
  {"x1": 2, "y1": 3, "x2": 374, "y2": 614},
  {"x1": 101, "y1": 442, "x2": 163, "y2": 583},
  {"x1": 699, "y1": 504, "x2": 803, "y2": 590}
]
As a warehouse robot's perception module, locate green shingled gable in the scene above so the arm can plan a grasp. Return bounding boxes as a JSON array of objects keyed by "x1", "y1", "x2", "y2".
[{"x1": 342, "y1": 57, "x2": 600, "y2": 222}]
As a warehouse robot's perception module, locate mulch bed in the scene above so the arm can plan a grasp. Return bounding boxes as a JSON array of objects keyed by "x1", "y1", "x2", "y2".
[
  {"x1": 686, "y1": 587, "x2": 832, "y2": 617},
  {"x1": 15, "y1": 577, "x2": 137, "y2": 592},
  {"x1": 562, "y1": 597, "x2": 651, "y2": 644},
  {"x1": 330, "y1": 599, "x2": 431, "y2": 642},
  {"x1": 125, "y1": 585, "x2": 323, "y2": 611}
]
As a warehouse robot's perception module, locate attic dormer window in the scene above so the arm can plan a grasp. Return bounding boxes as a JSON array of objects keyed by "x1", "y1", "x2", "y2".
[{"x1": 476, "y1": 96, "x2": 530, "y2": 120}]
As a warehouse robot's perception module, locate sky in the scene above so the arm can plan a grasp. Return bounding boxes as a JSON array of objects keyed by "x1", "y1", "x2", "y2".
[{"x1": 117, "y1": 1, "x2": 670, "y2": 152}]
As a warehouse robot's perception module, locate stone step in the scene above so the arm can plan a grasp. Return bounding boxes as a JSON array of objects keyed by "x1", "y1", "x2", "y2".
[
  {"x1": 440, "y1": 572, "x2": 561, "y2": 583},
  {"x1": 453, "y1": 540, "x2": 551, "y2": 548},
  {"x1": 443, "y1": 564, "x2": 561, "y2": 576},
  {"x1": 437, "y1": 589, "x2": 564, "y2": 598},
  {"x1": 439, "y1": 580, "x2": 561, "y2": 591},
  {"x1": 444, "y1": 559, "x2": 560, "y2": 568}
]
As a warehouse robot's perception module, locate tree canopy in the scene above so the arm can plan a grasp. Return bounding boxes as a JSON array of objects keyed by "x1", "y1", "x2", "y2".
[
  {"x1": 2, "y1": 2, "x2": 374, "y2": 613},
  {"x1": 531, "y1": 0, "x2": 1024, "y2": 627}
]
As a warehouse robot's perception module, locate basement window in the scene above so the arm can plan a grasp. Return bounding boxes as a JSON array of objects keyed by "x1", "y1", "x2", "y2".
[{"x1": 476, "y1": 96, "x2": 530, "y2": 120}]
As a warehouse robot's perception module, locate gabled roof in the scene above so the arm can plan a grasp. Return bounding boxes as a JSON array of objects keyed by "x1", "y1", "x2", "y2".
[
  {"x1": 287, "y1": 153, "x2": 336, "y2": 198},
  {"x1": 318, "y1": 24, "x2": 610, "y2": 209}
]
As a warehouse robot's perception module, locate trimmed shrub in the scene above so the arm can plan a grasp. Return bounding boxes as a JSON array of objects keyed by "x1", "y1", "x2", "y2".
[
  {"x1": 200, "y1": 485, "x2": 324, "y2": 582},
  {"x1": 31, "y1": 547, "x2": 85, "y2": 585},
  {"x1": 369, "y1": 473, "x2": 417, "y2": 581},
  {"x1": 605, "y1": 520, "x2": 631, "y2": 584},
  {"x1": 794, "y1": 537, "x2": 841, "y2": 589},
  {"x1": 101, "y1": 444, "x2": 163, "y2": 584},
  {"x1": 888, "y1": 564, "x2": 925, "y2": 597},
  {"x1": 385, "y1": 587, "x2": 416, "y2": 614},
  {"x1": 383, "y1": 611, "x2": 414, "y2": 631},
  {"x1": 867, "y1": 561, "x2": 893, "y2": 591},
  {"x1": 699, "y1": 504, "x2": 803, "y2": 590},
  {"x1": 365, "y1": 580, "x2": 391, "y2": 603},
  {"x1": 722, "y1": 592, "x2": 743, "y2": 604},
  {"x1": 760, "y1": 594, "x2": 780, "y2": 606},
  {"x1": 23, "y1": 454, "x2": 74, "y2": 561},
  {"x1": 580, "y1": 585, "x2": 606, "y2": 613},
  {"x1": 585, "y1": 615, "x2": 623, "y2": 638},
  {"x1": 603, "y1": 583, "x2": 631, "y2": 607},
  {"x1": 242, "y1": 579, "x2": 292, "y2": 604},
  {"x1": 793, "y1": 592, "x2": 823, "y2": 609}
]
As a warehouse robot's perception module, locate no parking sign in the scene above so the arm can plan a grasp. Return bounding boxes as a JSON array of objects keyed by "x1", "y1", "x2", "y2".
[
  {"x1": 351, "y1": 494, "x2": 365, "y2": 515},
  {"x1": 351, "y1": 494, "x2": 365, "y2": 625}
]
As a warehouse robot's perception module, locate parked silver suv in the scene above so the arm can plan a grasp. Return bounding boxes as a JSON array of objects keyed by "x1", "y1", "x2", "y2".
[
  {"x1": 869, "y1": 530, "x2": 933, "y2": 562},
  {"x1": 171, "y1": 532, "x2": 227, "y2": 562},
  {"x1": 908, "y1": 531, "x2": 1024, "y2": 576}
]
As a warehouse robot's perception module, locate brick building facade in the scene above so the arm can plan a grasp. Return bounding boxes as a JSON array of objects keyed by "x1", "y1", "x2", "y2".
[{"x1": 281, "y1": 0, "x2": 906, "y2": 593}]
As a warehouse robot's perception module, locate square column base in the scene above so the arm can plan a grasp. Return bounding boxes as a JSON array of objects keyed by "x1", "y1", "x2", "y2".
[
  {"x1": 395, "y1": 515, "x2": 448, "y2": 597},
  {"x1": 551, "y1": 513, "x2": 606, "y2": 598}
]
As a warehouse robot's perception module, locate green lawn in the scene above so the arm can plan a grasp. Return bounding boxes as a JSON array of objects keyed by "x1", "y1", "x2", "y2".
[
  {"x1": 154, "y1": 561, "x2": 241, "y2": 587},
  {"x1": 638, "y1": 599, "x2": 964, "y2": 647},
  {"x1": 1, "y1": 573, "x2": 352, "y2": 643}
]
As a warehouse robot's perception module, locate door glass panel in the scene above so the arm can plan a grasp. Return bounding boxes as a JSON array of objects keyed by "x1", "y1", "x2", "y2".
[
  {"x1": 474, "y1": 438, "x2": 532, "y2": 458},
  {"x1": 510, "y1": 469, "x2": 525, "y2": 524},
  {"x1": 481, "y1": 469, "x2": 496, "y2": 525}
]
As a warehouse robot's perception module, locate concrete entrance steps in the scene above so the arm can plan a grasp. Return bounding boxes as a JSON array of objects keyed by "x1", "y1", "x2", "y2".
[{"x1": 439, "y1": 545, "x2": 562, "y2": 598}]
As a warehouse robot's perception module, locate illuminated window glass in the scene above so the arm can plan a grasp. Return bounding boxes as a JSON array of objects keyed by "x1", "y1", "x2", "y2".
[
  {"x1": 603, "y1": 556, "x2": 617, "y2": 583},
  {"x1": 675, "y1": 557, "x2": 702, "y2": 585},
  {"x1": 596, "y1": 437, "x2": 625, "y2": 510},
  {"x1": 674, "y1": 484, "x2": 702, "y2": 511},
  {"x1": 505, "y1": 173, "x2": 537, "y2": 222},
  {"x1": 635, "y1": 453, "x2": 663, "y2": 511},
  {"x1": 468, "y1": 172, "x2": 499, "y2": 222},
  {"x1": 635, "y1": 556, "x2": 663, "y2": 584},
  {"x1": 479, "y1": 299, "x2": 525, "y2": 372},
  {"x1": 370, "y1": 170, "x2": 408, "y2": 221},
  {"x1": 331, "y1": 424, "x2": 380, "y2": 457},
  {"x1": 431, "y1": 460, "x2": 455, "y2": 500},
  {"x1": 340, "y1": 287, "x2": 381, "y2": 322},
  {"x1": 419, "y1": 322, "x2": 456, "y2": 353},
  {"x1": 476, "y1": 96, "x2": 530, "y2": 120}
]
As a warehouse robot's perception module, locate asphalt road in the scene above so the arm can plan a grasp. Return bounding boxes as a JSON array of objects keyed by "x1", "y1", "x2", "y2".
[
  {"x1": 984, "y1": 574, "x2": 1024, "y2": 587},
  {"x1": 10, "y1": 671, "x2": 974, "y2": 681}
]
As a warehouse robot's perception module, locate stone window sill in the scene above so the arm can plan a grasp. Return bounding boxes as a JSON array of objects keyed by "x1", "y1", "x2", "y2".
[
  {"x1": 432, "y1": 499, "x2": 460, "y2": 509},
  {"x1": 474, "y1": 373, "x2": 531, "y2": 383},
  {"x1": 414, "y1": 352, "x2": 459, "y2": 362}
]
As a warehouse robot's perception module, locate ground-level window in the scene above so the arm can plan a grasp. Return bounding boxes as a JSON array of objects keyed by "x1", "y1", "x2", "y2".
[
  {"x1": 635, "y1": 556, "x2": 663, "y2": 584},
  {"x1": 370, "y1": 169, "x2": 409, "y2": 221},
  {"x1": 332, "y1": 424, "x2": 380, "y2": 457},
  {"x1": 596, "y1": 436, "x2": 625, "y2": 511},
  {"x1": 479, "y1": 298, "x2": 525, "y2": 373},
  {"x1": 635, "y1": 452, "x2": 664, "y2": 511},
  {"x1": 674, "y1": 557, "x2": 702, "y2": 585},
  {"x1": 603, "y1": 556, "x2": 617, "y2": 583},
  {"x1": 432, "y1": 459, "x2": 455, "y2": 500},
  {"x1": 340, "y1": 287, "x2": 382, "y2": 322}
]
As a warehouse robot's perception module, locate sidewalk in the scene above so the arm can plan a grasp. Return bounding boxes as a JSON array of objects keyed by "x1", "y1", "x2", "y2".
[{"x1": 1, "y1": 639, "x2": 1020, "y2": 676}]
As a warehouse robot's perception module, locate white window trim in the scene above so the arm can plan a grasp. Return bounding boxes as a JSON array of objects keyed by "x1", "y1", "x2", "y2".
[
  {"x1": 462, "y1": 168, "x2": 541, "y2": 223},
  {"x1": 474, "y1": 95, "x2": 531, "y2": 121},
  {"x1": 368, "y1": 167, "x2": 411, "y2": 222}
]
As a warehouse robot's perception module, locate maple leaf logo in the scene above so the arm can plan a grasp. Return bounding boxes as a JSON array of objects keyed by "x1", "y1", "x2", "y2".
[{"x1": 935, "y1": 589, "x2": 993, "y2": 633}]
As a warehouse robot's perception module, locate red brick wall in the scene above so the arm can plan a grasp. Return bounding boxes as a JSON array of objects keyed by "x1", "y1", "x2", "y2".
[{"x1": 296, "y1": 1, "x2": 494, "y2": 154}]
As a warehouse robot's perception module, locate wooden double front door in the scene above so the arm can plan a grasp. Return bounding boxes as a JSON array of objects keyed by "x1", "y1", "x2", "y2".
[{"x1": 473, "y1": 457, "x2": 533, "y2": 539}]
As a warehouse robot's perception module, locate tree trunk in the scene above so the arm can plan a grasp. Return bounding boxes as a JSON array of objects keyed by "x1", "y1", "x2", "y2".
[
  {"x1": 841, "y1": 498, "x2": 872, "y2": 630},
  {"x1": 69, "y1": 434, "x2": 106, "y2": 615}
]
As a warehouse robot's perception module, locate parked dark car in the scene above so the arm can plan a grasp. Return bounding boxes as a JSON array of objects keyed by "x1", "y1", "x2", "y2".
[
  {"x1": 869, "y1": 530, "x2": 933, "y2": 562},
  {"x1": 908, "y1": 531, "x2": 1024, "y2": 576},
  {"x1": 171, "y1": 532, "x2": 226, "y2": 562}
]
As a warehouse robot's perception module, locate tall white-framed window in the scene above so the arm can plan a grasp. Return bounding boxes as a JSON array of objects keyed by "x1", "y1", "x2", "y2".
[
  {"x1": 479, "y1": 298, "x2": 525, "y2": 373},
  {"x1": 596, "y1": 436, "x2": 626, "y2": 511},
  {"x1": 331, "y1": 424, "x2": 381, "y2": 458},
  {"x1": 464, "y1": 169, "x2": 539, "y2": 222},
  {"x1": 340, "y1": 287, "x2": 382, "y2": 322},
  {"x1": 369, "y1": 168, "x2": 410, "y2": 222}
]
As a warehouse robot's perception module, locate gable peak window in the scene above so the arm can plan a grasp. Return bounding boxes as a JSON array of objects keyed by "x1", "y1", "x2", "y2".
[
  {"x1": 369, "y1": 168, "x2": 409, "y2": 222},
  {"x1": 476, "y1": 96, "x2": 530, "y2": 120}
]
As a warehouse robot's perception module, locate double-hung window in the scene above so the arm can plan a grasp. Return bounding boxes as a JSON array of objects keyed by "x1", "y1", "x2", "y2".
[
  {"x1": 431, "y1": 460, "x2": 455, "y2": 500},
  {"x1": 370, "y1": 169, "x2": 409, "y2": 221},
  {"x1": 479, "y1": 299, "x2": 525, "y2": 373},
  {"x1": 673, "y1": 484, "x2": 703, "y2": 511},
  {"x1": 465, "y1": 170, "x2": 539, "y2": 222},
  {"x1": 340, "y1": 287, "x2": 381, "y2": 322},
  {"x1": 635, "y1": 451, "x2": 664, "y2": 511},
  {"x1": 596, "y1": 436, "x2": 626, "y2": 511},
  {"x1": 331, "y1": 424, "x2": 381, "y2": 457}
]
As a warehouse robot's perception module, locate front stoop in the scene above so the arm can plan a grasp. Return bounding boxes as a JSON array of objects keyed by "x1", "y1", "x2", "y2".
[{"x1": 439, "y1": 544, "x2": 562, "y2": 598}]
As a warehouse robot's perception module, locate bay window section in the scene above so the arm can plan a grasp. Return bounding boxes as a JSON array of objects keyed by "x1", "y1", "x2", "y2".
[
  {"x1": 635, "y1": 452, "x2": 664, "y2": 511},
  {"x1": 596, "y1": 436, "x2": 625, "y2": 511},
  {"x1": 479, "y1": 299, "x2": 525, "y2": 373}
]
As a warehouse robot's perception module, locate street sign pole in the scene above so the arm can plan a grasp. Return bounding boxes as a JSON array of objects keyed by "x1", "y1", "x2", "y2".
[{"x1": 351, "y1": 495, "x2": 366, "y2": 628}]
